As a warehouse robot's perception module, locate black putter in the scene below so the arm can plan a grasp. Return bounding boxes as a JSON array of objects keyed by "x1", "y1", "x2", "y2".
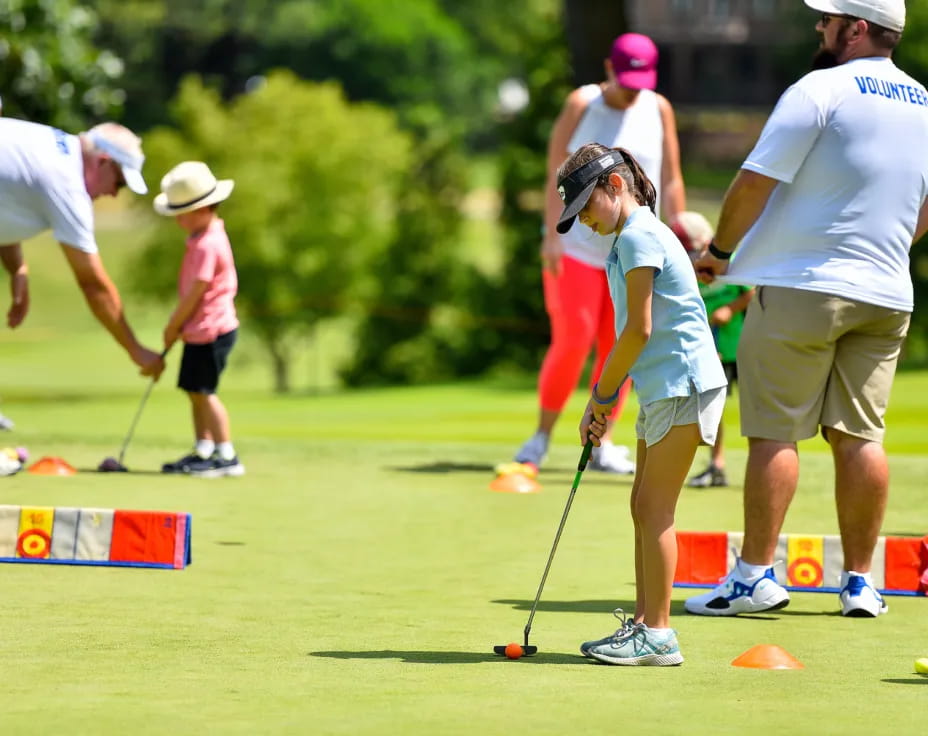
[
  {"x1": 99, "y1": 349, "x2": 168, "y2": 472},
  {"x1": 494, "y1": 439, "x2": 594, "y2": 657}
]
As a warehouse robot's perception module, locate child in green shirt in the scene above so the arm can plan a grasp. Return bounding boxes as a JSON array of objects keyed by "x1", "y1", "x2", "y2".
[{"x1": 671, "y1": 212, "x2": 754, "y2": 487}]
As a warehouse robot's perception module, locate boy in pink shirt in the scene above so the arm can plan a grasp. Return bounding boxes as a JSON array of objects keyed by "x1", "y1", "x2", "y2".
[{"x1": 154, "y1": 161, "x2": 243, "y2": 477}]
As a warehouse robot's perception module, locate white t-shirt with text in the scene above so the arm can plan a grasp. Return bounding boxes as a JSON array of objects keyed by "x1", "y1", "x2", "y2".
[
  {"x1": 0, "y1": 118, "x2": 97, "y2": 253},
  {"x1": 728, "y1": 57, "x2": 928, "y2": 312}
]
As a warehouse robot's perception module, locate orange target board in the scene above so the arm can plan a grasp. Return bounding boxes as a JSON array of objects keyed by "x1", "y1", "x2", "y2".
[
  {"x1": 16, "y1": 506, "x2": 55, "y2": 559},
  {"x1": 787, "y1": 535, "x2": 824, "y2": 587}
]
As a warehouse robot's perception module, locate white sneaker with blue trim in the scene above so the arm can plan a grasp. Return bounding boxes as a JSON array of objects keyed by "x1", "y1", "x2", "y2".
[
  {"x1": 684, "y1": 560, "x2": 790, "y2": 616},
  {"x1": 839, "y1": 571, "x2": 888, "y2": 617}
]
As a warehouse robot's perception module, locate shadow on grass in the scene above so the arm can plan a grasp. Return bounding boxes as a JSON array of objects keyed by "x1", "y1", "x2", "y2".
[
  {"x1": 772, "y1": 609, "x2": 841, "y2": 617},
  {"x1": 387, "y1": 462, "x2": 629, "y2": 486},
  {"x1": 494, "y1": 598, "x2": 646, "y2": 614},
  {"x1": 309, "y1": 650, "x2": 588, "y2": 665},
  {"x1": 389, "y1": 462, "x2": 495, "y2": 474},
  {"x1": 79, "y1": 467, "x2": 165, "y2": 476},
  {"x1": 492, "y1": 598, "x2": 804, "y2": 620},
  {"x1": 881, "y1": 677, "x2": 928, "y2": 685},
  {"x1": 10, "y1": 391, "x2": 142, "y2": 404}
]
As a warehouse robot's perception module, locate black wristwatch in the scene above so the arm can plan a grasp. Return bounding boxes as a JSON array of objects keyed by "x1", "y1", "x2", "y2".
[{"x1": 708, "y1": 241, "x2": 732, "y2": 260}]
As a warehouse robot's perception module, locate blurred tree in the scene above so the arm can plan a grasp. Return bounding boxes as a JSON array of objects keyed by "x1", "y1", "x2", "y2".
[
  {"x1": 0, "y1": 0, "x2": 125, "y2": 128},
  {"x1": 131, "y1": 71, "x2": 411, "y2": 392},
  {"x1": 386, "y1": 1, "x2": 575, "y2": 379},
  {"x1": 897, "y1": 3, "x2": 928, "y2": 363},
  {"x1": 93, "y1": 0, "x2": 540, "y2": 386},
  {"x1": 92, "y1": 0, "x2": 503, "y2": 139},
  {"x1": 895, "y1": 3, "x2": 928, "y2": 82}
]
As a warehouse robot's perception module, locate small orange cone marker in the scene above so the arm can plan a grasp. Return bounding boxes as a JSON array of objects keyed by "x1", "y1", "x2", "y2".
[
  {"x1": 489, "y1": 472, "x2": 541, "y2": 494},
  {"x1": 731, "y1": 644, "x2": 804, "y2": 670},
  {"x1": 27, "y1": 456, "x2": 77, "y2": 476},
  {"x1": 493, "y1": 461, "x2": 539, "y2": 480}
]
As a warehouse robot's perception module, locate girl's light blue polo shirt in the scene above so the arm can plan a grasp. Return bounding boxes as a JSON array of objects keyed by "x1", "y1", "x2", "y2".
[{"x1": 605, "y1": 207, "x2": 727, "y2": 405}]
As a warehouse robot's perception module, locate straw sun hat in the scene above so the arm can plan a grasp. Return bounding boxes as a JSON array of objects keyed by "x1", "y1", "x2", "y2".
[{"x1": 153, "y1": 161, "x2": 234, "y2": 216}]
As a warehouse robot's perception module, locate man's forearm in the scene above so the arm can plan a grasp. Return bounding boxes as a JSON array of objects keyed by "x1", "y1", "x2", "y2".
[
  {"x1": 0, "y1": 244, "x2": 25, "y2": 276},
  {"x1": 714, "y1": 170, "x2": 779, "y2": 253},
  {"x1": 79, "y1": 279, "x2": 141, "y2": 358}
]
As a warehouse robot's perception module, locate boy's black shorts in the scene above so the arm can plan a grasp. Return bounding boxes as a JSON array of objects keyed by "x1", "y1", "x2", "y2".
[{"x1": 178, "y1": 329, "x2": 238, "y2": 395}]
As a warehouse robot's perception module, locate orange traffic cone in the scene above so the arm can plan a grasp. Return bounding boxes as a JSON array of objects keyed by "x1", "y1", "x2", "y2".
[
  {"x1": 27, "y1": 456, "x2": 77, "y2": 476},
  {"x1": 731, "y1": 644, "x2": 804, "y2": 670},
  {"x1": 489, "y1": 472, "x2": 541, "y2": 494}
]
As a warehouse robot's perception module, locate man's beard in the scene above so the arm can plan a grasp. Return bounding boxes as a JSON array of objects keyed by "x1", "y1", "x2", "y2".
[
  {"x1": 811, "y1": 29, "x2": 850, "y2": 70},
  {"x1": 811, "y1": 48, "x2": 840, "y2": 69}
]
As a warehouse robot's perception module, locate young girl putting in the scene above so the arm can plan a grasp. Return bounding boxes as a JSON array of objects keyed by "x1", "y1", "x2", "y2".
[{"x1": 555, "y1": 143, "x2": 726, "y2": 665}]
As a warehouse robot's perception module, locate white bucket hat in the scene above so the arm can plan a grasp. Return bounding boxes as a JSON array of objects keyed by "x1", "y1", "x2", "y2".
[
  {"x1": 153, "y1": 161, "x2": 234, "y2": 216},
  {"x1": 84, "y1": 122, "x2": 148, "y2": 195},
  {"x1": 803, "y1": 0, "x2": 905, "y2": 33}
]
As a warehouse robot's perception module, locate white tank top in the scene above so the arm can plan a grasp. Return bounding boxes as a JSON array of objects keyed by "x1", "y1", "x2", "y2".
[{"x1": 562, "y1": 85, "x2": 664, "y2": 268}]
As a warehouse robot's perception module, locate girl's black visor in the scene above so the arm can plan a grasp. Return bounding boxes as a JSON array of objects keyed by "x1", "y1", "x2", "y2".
[{"x1": 555, "y1": 151, "x2": 623, "y2": 234}]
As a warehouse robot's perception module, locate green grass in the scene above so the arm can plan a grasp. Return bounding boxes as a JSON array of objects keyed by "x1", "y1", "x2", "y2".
[{"x1": 0, "y1": 212, "x2": 925, "y2": 735}]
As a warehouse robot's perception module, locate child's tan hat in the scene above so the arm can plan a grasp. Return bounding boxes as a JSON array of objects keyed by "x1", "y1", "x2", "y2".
[{"x1": 154, "y1": 161, "x2": 234, "y2": 216}]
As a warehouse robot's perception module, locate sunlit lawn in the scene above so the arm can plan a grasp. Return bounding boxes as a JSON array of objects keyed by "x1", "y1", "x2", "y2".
[{"x1": 0, "y1": 207, "x2": 925, "y2": 735}]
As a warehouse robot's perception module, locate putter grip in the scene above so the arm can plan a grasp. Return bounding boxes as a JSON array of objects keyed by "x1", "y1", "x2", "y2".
[{"x1": 578, "y1": 440, "x2": 594, "y2": 472}]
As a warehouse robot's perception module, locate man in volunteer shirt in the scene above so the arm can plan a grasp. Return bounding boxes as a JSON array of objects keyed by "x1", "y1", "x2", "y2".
[
  {"x1": 0, "y1": 120, "x2": 163, "y2": 385},
  {"x1": 686, "y1": 0, "x2": 928, "y2": 618}
]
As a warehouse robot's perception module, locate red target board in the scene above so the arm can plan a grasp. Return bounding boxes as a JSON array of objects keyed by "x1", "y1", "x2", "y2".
[
  {"x1": 16, "y1": 528, "x2": 51, "y2": 558},
  {"x1": 16, "y1": 507, "x2": 54, "y2": 559},
  {"x1": 788, "y1": 556, "x2": 824, "y2": 587}
]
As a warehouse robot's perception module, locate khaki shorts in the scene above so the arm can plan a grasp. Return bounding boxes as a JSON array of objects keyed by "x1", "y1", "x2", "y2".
[{"x1": 738, "y1": 286, "x2": 910, "y2": 443}]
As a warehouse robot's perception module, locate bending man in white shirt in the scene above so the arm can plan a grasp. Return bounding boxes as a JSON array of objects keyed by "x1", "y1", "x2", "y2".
[{"x1": 0, "y1": 119, "x2": 164, "y2": 385}]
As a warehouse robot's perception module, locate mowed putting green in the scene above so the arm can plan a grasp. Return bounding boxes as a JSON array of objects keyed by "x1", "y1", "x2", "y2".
[
  {"x1": 0, "y1": 375, "x2": 926, "y2": 734},
  {"x1": 0, "y1": 230, "x2": 926, "y2": 733}
]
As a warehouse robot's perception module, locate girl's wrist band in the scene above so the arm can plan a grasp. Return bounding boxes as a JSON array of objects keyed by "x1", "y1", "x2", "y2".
[
  {"x1": 592, "y1": 383, "x2": 619, "y2": 404},
  {"x1": 708, "y1": 241, "x2": 732, "y2": 260}
]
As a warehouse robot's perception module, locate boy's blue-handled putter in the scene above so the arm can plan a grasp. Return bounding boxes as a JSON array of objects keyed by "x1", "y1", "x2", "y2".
[{"x1": 494, "y1": 440, "x2": 595, "y2": 657}]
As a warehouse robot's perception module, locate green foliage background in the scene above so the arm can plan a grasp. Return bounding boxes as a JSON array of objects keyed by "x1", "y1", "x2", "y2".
[
  {"x1": 0, "y1": 0, "x2": 126, "y2": 127},
  {"x1": 131, "y1": 72, "x2": 411, "y2": 391},
  {"x1": 6, "y1": 0, "x2": 928, "y2": 385}
]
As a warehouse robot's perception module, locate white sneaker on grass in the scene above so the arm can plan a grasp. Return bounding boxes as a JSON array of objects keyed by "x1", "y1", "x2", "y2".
[
  {"x1": 189, "y1": 455, "x2": 246, "y2": 478},
  {"x1": 514, "y1": 432, "x2": 548, "y2": 467},
  {"x1": 588, "y1": 441, "x2": 635, "y2": 474},
  {"x1": 839, "y1": 571, "x2": 888, "y2": 617},
  {"x1": 684, "y1": 560, "x2": 790, "y2": 616}
]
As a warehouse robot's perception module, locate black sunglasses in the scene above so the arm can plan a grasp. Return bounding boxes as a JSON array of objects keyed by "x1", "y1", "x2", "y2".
[
  {"x1": 103, "y1": 157, "x2": 126, "y2": 190},
  {"x1": 821, "y1": 12, "x2": 858, "y2": 26}
]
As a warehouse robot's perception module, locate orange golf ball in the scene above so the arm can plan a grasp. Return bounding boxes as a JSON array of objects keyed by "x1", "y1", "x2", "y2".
[{"x1": 505, "y1": 642, "x2": 523, "y2": 659}]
